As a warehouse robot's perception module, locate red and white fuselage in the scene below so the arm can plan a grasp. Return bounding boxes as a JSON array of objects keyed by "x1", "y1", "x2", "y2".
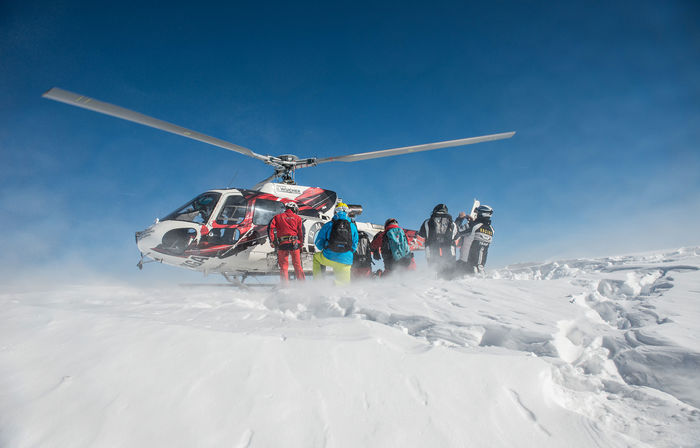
[{"x1": 135, "y1": 183, "x2": 414, "y2": 275}]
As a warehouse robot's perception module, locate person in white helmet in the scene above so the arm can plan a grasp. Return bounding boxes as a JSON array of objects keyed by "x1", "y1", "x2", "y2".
[
  {"x1": 268, "y1": 201, "x2": 306, "y2": 283},
  {"x1": 455, "y1": 205, "x2": 494, "y2": 275}
]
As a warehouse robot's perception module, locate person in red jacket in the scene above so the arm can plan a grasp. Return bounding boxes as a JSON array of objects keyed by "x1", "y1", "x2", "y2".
[
  {"x1": 268, "y1": 202, "x2": 306, "y2": 283},
  {"x1": 370, "y1": 218, "x2": 415, "y2": 275}
]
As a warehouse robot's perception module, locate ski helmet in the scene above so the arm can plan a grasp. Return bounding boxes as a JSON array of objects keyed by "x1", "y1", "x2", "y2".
[
  {"x1": 384, "y1": 218, "x2": 398, "y2": 228},
  {"x1": 432, "y1": 203, "x2": 448, "y2": 214},
  {"x1": 335, "y1": 202, "x2": 349, "y2": 214},
  {"x1": 476, "y1": 205, "x2": 493, "y2": 218},
  {"x1": 285, "y1": 201, "x2": 299, "y2": 212}
]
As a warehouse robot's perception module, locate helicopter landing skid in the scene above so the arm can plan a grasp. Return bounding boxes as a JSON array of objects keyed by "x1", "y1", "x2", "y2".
[
  {"x1": 137, "y1": 253, "x2": 162, "y2": 270},
  {"x1": 222, "y1": 272, "x2": 275, "y2": 288}
]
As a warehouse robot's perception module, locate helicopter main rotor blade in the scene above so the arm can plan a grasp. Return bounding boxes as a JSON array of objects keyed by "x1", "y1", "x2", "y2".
[
  {"x1": 313, "y1": 131, "x2": 515, "y2": 164},
  {"x1": 42, "y1": 87, "x2": 269, "y2": 162}
]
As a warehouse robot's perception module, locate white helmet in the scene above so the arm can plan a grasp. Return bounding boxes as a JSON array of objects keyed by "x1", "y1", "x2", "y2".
[{"x1": 285, "y1": 201, "x2": 299, "y2": 212}]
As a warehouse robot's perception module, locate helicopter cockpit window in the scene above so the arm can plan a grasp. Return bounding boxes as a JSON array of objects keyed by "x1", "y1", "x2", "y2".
[
  {"x1": 216, "y1": 195, "x2": 248, "y2": 225},
  {"x1": 252, "y1": 199, "x2": 285, "y2": 225},
  {"x1": 163, "y1": 192, "x2": 221, "y2": 224}
]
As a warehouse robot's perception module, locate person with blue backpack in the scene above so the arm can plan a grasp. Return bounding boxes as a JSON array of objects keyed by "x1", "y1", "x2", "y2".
[
  {"x1": 370, "y1": 218, "x2": 414, "y2": 275},
  {"x1": 313, "y1": 202, "x2": 359, "y2": 285}
]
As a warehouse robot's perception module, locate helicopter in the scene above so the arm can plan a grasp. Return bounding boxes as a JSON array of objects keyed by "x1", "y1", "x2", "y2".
[{"x1": 43, "y1": 87, "x2": 514, "y2": 283}]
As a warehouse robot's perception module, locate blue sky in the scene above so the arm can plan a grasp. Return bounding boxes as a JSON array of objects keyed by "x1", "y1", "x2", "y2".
[{"x1": 1, "y1": 1, "x2": 699, "y2": 284}]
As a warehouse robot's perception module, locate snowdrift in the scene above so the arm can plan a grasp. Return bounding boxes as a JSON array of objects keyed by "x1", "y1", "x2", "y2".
[{"x1": 1, "y1": 247, "x2": 699, "y2": 447}]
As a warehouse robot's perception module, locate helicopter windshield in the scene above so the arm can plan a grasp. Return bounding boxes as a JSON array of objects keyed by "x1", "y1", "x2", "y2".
[
  {"x1": 163, "y1": 192, "x2": 221, "y2": 224},
  {"x1": 216, "y1": 195, "x2": 248, "y2": 225}
]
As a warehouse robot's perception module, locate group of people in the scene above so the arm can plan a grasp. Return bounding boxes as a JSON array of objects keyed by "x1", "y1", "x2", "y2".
[
  {"x1": 418, "y1": 203, "x2": 494, "y2": 278},
  {"x1": 268, "y1": 200, "x2": 494, "y2": 285}
]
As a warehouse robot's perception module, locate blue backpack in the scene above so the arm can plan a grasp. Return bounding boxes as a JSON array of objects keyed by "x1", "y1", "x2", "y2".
[{"x1": 385, "y1": 227, "x2": 410, "y2": 260}]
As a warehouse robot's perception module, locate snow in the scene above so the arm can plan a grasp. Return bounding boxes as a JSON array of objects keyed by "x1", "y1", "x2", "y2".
[{"x1": 2, "y1": 248, "x2": 700, "y2": 447}]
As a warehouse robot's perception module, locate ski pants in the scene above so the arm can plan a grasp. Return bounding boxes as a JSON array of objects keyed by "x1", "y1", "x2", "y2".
[
  {"x1": 312, "y1": 252, "x2": 351, "y2": 285},
  {"x1": 352, "y1": 265, "x2": 372, "y2": 280},
  {"x1": 384, "y1": 254, "x2": 415, "y2": 275},
  {"x1": 277, "y1": 249, "x2": 306, "y2": 283},
  {"x1": 427, "y1": 244, "x2": 455, "y2": 264},
  {"x1": 455, "y1": 259, "x2": 479, "y2": 276}
]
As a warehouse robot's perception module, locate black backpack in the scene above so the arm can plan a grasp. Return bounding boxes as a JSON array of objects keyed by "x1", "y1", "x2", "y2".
[
  {"x1": 354, "y1": 231, "x2": 372, "y2": 266},
  {"x1": 327, "y1": 219, "x2": 353, "y2": 253},
  {"x1": 428, "y1": 214, "x2": 453, "y2": 246}
]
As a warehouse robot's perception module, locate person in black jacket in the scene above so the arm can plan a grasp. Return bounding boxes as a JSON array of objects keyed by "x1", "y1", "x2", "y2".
[
  {"x1": 455, "y1": 205, "x2": 494, "y2": 275},
  {"x1": 417, "y1": 204, "x2": 457, "y2": 274},
  {"x1": 352, "y1": 231, "x2": 373, "y2": 278}
]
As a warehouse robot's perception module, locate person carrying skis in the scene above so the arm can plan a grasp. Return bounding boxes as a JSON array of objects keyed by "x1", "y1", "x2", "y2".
[
  {"x1": 352, "y1": 231, "x2": 373, "y2": 279},
  {"x1": 313, "y1": 203, "x2": 358, "y2": 285},
  {"x1": 370, "y1": 218, "x2": 413, "y2": 275},
  {"x1": 268, "y1": 201, "x2": 306, "y2": 283},
  {"x1": 417, "y1": 204, "x2": 457, "y2": 274},
  {"x1": 455, "y1": 205, "x2": 494, "y2": 275}
]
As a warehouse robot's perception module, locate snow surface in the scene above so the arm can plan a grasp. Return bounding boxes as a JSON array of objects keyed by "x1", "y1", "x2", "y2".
[{"x1": 2, "y1": 247, "x2": 700, "y2": 447}]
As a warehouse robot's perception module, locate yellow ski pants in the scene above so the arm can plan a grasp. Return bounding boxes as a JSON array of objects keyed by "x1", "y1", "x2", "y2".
[{"x1": 312, "y1": 252, "x2": 351, "y2": 285}]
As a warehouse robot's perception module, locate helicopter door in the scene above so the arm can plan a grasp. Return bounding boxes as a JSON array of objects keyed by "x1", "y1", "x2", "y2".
[
  {"x1": 214, "y1": 195, "x2": 248, "y2": 243},
  {"x1": 252, "y1": 199, "x2": 285, "y2": 225},
  {"x1": 252, "y1": 199, "x2": 286, "y2": 249}
]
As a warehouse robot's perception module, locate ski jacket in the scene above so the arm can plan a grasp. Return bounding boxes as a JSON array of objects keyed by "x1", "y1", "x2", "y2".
[
  {"x1": 269, "y1": 209, "x2": 304, "y2": 250},
  {"x1": 456, "y1": 217, "x2": 494, "y2": 271},
  {"x1": 314, "y1": 211, "x2": 358, "y2": 265},
  {"x1": 370, "y1": 225, "x2": 411, "y2": 262},
  {"x1": 418, "y1": 211, "x2": 456, "y2": 259},
  {"x1": 353, "y1": 231, "x2": 373, "y2": 268},
  {"x1": 384, "y1": 223, "x2": 411, "y2": 261},
  {"x1": 370, "y1": 231, "x2": 386, "y2": 261}
]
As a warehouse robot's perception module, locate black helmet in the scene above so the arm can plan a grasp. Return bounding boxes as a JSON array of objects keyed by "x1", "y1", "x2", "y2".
[
  {"x1": 285, "y1": 201, "x2": 299, "y2": 212},
  {"x1": 384, "y1": 218, "x2": 398, "y2": 228},
  {"x1": 432, "y1": 203, "x2": 448, "y2": 214},
  {"x1": 476, "y1": 205, "x2": 493, "y2": 218}
]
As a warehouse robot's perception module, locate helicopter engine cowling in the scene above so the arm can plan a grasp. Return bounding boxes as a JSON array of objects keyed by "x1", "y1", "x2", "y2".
[{"x1": 345, "y1": 204, "x2": 363, "y2": 217}]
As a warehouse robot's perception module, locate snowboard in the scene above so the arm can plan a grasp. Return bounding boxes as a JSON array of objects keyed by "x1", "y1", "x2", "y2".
[{"x1": 468, "y1": 199, "x2": 480, "y2": 221}]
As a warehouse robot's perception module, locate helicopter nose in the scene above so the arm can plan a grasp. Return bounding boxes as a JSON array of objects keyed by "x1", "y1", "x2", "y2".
[
  {"x1": 135, "y1": 228, "x2": 153, "y2": 244},
  {"x1": 135, "y1": 226, "x2": 158, "y2": 253}
]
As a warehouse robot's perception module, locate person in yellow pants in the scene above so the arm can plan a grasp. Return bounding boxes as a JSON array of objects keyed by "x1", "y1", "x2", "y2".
[
  {"x1": 312, "y1": 251, "x2": 351, "y2": 285},
  {"x1": 312, "y1": 203, "x2": 358, "y2": 286}
]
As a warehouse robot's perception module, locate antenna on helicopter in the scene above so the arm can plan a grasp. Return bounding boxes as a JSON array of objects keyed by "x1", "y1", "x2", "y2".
[
  {"x1": 43, "y1": 87, "x2": 515, "y2": 189},
  {"x1": 227, "y1": 170, "x2": 240, "y2": 189}
]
